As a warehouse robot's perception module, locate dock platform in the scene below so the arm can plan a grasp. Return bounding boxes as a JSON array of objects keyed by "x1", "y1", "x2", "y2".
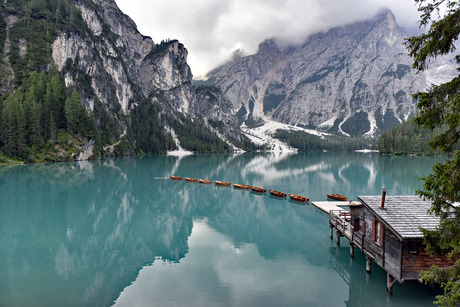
[{"x1": 311, "y1": 201, "x2": 350, "y2": 214}]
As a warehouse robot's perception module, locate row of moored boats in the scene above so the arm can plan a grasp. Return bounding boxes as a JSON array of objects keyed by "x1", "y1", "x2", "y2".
[{"x1": 170, "y1": 176, "x2": 310, "y2": 203}]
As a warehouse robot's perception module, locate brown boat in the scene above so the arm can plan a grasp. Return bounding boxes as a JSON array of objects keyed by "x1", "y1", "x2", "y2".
[
  {"x1": 327, "y1": 193, "x2": 348, "y2": 201},
  {"x1": 251, "y1": 186, "x2": 266, "y2": 193},
  {"x1": 214, "y1": 180, "x2": 231, "y2": 186},
  {"x1": 185, "y1": 177, "x2": 197, "y2": 182},
  {"x1": 170, "y1": 176, "x2": 182, "y2": 180},
  {"x1": 289, "y1": 193, "x2": 309, "y2": 202},
  {"x1": 233, "y1": 183, "x2": 252, "y2": 189},
  {"x1": 269, "y1": 190, "x2": 287, "y2": 198},
  {"x1": 198, "y1": 179, "x2": 211, "y2": 184}
]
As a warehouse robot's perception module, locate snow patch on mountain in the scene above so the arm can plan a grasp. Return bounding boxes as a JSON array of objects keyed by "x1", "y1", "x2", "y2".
[{"x1": 241, "y1": 120, "x2": 329, "y2": 152}]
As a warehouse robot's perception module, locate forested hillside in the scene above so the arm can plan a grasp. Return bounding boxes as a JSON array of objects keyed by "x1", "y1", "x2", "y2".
[
  {"x1": 0, "y1": 0, "x2": 232, "y2": 163},
  {"x1": 378, "y1": 120, "x2": 445, "y2": 155},
  {"x1": 0, "y1": 0, "x2": 107, "y2": 162}
]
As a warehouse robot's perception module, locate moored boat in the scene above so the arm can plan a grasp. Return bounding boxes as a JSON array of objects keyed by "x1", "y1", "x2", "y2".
[
  {"x1": 327, "y1": 193, "x2": 348, "y2": 201},
  {"x1": 185, "y1": 177, "x2": 197, "y2": 182},
  {"x1": 214, "y1": 180, "x2": 231, "y2": 186},
  {"x1": 198, "y1": 179, "x2": 211, "y2": 184},
  {"x1": 289, "y1": 193, "x2": 309, "y2": 202},
  {"x1": 269, "y1": 190, "x2": 287, "y2": 198},
  {"x1": 170, "y1": 176, "x2": 182, "y2": 180},
  {"x1": 233, "y1": 183, "x2": 251, "y2": 189},
  {"x1": 251, "y1": 186, "x2": 266, "y2": 193}
]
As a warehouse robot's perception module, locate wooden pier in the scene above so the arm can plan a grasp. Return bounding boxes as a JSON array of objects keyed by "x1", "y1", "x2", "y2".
[{"x1": 311, "y1": 201, "x2": 350, "y2": 214}]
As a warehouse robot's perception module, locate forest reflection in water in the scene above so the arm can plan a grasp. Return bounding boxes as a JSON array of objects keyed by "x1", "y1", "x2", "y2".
[{"x1": 0, "y1": 152, "x2": 444, "y2": 306}]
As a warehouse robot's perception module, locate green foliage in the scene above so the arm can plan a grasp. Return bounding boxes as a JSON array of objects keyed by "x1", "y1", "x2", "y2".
[
  {"x1": 341, "y1": 111, "x2": 371, "y2": 137},
  {"x1": 145, "y1": 39, "x2": 179, "y2": 63},
  {"x1": 420, "y1": 260, "x2": 460, "y2": 307},
  {"x1": 0, "y1": 69, "x2": 100, "y2": 162},
  {"x1": 0, "y1": 0, "x2": 239, "y2": 162},
  {"x1": 129, "y1": 100, "x2": 174, "y2": 154},
  {"x1": 167, "y1": 115, "x2": 230, "y2": 153},
  {"x1": 4, "y1": 0, "x2": 90, "y2": 86},
  {"x1": 274, "y1": 129, "x2": 375, "y2": 151},
  {"x1": 378, "y1": 119, "x2": 444, "y2": 155},
  {"x1": 405, "y1": 1, "x2": 460, "y2": 305},
  {"x1": 375, "y1": 108, "x2": 402, "y2": 132}
]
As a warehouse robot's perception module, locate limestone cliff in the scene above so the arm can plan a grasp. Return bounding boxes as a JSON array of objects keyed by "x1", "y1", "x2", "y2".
[{"x1": 205, "y1": 9, "x2": 455, "y2": 137}]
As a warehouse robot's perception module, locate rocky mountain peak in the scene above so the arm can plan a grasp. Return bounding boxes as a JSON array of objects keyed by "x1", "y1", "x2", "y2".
[
  {"x1": 257, "y1": 39, "x2": 280, "y2": 55},
  {"x1": 374, "y1": 8, "x2": 397, "y2": 26},
  {"x1": 204, "y1": 9, "x2": 455, "y2": 138}
]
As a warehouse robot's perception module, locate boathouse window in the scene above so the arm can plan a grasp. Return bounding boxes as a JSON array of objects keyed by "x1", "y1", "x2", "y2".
[
  {"x1": 409, "y1": 242, "x2": 418, "y2": 254},
  {"x1": 372, "y1": 219, "x2": 384, "y2": 246},
  {"x1": 353, "y1": 218, "x2": 360, "y2": 232}
]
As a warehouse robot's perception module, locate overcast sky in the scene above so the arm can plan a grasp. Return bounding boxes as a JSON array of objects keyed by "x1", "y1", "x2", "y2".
[{"x1": 114, "y1": 0, "x2": 423, "y2": 78}]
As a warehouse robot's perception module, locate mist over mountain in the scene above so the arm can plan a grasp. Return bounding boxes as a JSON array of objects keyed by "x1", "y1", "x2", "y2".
[
  {"x1": 0, "y1": 2, "x2": 457, "y2": 162},
  {"x1": 203, "y1": 9, "x2": 455, "y2": 138}
]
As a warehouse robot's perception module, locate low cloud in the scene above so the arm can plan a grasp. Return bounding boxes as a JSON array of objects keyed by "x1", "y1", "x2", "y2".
[{"x1": 115, "y1": 0, "x2": 422, "y2": 77}]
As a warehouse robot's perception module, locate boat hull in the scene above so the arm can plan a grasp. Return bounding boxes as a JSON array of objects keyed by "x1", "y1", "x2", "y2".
[
  {"x1": 327, "y1": 194, "x2": 348, "y2": 201},
  {"x1": 233, "y1": 183, "x2": 251, "y2": 189},
  {"x1": 251, "y1": 187, "x2": 266, "y2": 193},
  {"x1": 289, "y1": 194, "x2": 309, "y2": 202},
  {"x1": 269, "y1": 190, "x2": 287, "y2": 198}
]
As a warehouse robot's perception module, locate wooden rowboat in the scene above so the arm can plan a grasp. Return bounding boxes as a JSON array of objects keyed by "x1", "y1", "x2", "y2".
[
  {"x1": 198, "y1": 179, "x2": 211, "y2": 184},
  {"x1": 170, "y1": 176, "x2": 182, "y2": 180},
  {"x1": 214, "y1": 180, "x2": 231, "y2": 186},
  {"x1": 269, "y1": 190, "x2": 287, "y2": 198},
  {"x1": 185, "y1": 177, "x2": 197, "y2": 182},
  {"x1": 289, "y1": 193, "x2": 309, "y2": 202},
  {"x1": 251, "y1": 186, "x2": 266, "y2": 193},
  {"x1": 327, "y1": 193, "x2": 348, "y2": 201},
  {"x1": 233, "y1": 183, "x2": 251, "y2": 189}
]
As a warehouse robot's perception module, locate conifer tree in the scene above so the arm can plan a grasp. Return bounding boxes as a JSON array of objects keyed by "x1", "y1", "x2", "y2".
[
  {"x1": 405, "y1": 1, "x2": 460, "y2": 305},
  {"x1": 65, "y1": 89, "x2": 83, "y2": 135}
]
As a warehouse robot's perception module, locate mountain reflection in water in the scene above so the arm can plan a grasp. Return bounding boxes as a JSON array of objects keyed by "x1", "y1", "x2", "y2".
[{"x1": 0, "y1": 152, "x2": 444, "y2": 306}]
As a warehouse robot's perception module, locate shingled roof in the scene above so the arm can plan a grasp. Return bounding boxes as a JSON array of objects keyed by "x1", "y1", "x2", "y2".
[{"x1": 357, "y1": 195, "x2": 440, "y2": 240}]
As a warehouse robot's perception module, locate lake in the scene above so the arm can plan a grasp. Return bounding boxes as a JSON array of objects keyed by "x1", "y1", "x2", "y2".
[{"x1": 0, "y1": 152, "x2": 445, "y2": 306}]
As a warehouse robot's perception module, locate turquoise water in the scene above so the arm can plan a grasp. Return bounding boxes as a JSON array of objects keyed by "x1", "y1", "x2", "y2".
[{"x1": 0, "y1": 152, "x2": 445, "y2": 306}]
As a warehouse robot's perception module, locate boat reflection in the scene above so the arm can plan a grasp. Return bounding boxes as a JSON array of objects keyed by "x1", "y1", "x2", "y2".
[{"x1": 0, "y1": 153, "x2": 442, "y2": 306}]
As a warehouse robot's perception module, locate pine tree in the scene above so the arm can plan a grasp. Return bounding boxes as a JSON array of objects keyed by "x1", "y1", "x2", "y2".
[
  {"x1": 405, "y1": 1, "x2": 460, "y2": 305},
  {"x1": 65, "y1": 89, "x2": 82, "y2": 135}
]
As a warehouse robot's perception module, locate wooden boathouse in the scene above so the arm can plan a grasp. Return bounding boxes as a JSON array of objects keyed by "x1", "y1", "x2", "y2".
[{"x1": 329, "y1": 191, "x2": 457, "y2": 293}]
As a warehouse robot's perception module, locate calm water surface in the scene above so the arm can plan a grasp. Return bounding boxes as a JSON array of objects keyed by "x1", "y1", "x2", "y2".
[{"x1": 0, "y1": 152, "x2": 446, "y2": 306}]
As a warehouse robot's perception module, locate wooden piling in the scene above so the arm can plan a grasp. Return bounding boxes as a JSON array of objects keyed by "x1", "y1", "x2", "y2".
[
  {"x1": 387, "y1": 273, "x2": 398, "y2": 294},
  {"x1": 336, "y1": 230, "x2": 341, "y2": 246},
  {"x1": 387, "y1": 273, "x2": 393, "y2": 294},
  {"x1": 350, "y1": 242, "x2": 354, "y2": 258},
  {"x1": 366, "y1": 256, "x2": 371, "y2": 273}
]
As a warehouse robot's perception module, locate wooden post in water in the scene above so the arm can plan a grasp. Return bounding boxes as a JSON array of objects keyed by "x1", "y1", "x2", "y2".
[
  {"x1": 386, "y1": 273, "x2": 398, "y2": 294},
  {"x1": 330, "y1": 223, "x2": 334, "y2": 239},
  {"x1": 336, "y1": 230, "x2": 341, "y2": 246},
  {"x1": 350, "y1": 242, "x2": 354, "y2": 258},
  {"x1": 387, "y1": 273, "x2": 394, "y2": 294},
  {"x1": 366, "y1": 256, "x2": 371, "y2": 273}
]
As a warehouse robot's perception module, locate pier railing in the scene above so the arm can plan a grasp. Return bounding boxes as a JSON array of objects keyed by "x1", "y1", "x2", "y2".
[{"x1": 330, "y1": 210, "x2": 353, "y2": 240}]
